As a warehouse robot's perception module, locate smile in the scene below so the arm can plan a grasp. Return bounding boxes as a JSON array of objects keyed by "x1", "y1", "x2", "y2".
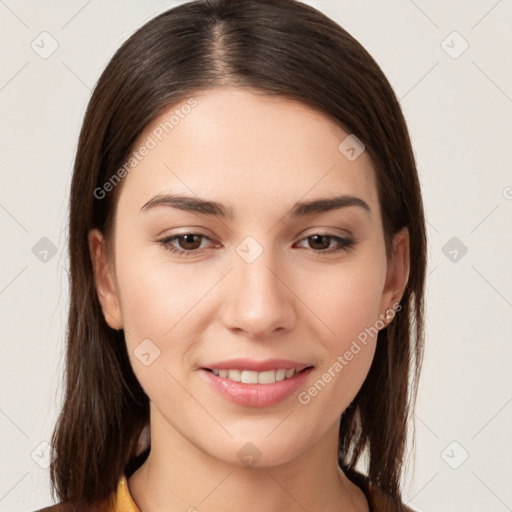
[
  {"x1": 208, "y1": 368, "x2": 302, "y2": 384},
  {"x1": 200, "y1": 365, "x2": 314, "y2": 408}
]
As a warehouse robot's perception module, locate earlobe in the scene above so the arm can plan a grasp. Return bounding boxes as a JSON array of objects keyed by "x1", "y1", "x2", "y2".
[{"x1": 88, "y1": 229, "x2": 123, "y2": 330}]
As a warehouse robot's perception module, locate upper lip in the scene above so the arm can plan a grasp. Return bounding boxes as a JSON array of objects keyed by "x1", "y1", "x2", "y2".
[{"x1": 202, "y1": 358, "x2": 313, "y2": 373}]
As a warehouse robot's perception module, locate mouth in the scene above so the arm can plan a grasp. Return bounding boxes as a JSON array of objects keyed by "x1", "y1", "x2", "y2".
[
  {"x1": 199, "y1": 364, "x2": 315, "y2": 408},
  {"x1": 203, "y1": 366, "x2": 313, "y2": 384}
]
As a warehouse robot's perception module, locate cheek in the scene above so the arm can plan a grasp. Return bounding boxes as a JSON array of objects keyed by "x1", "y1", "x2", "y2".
[
  {"x1": 307, "y1": 258, "x2": 386, "y2": 344},
  {"x1": 301, "y1": 259, "x2": 385, "y2": 405},
  {"x1": 115, "y1": 242, "x2": 204, "y2": 338},
  {"x1": 114, "y1": 252, "x2": 203, "y2": 405}
]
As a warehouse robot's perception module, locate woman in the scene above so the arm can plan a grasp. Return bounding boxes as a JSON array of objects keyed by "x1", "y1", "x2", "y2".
[{"x1": 36, "y1": 0, "x2": 426, "y2": 510}]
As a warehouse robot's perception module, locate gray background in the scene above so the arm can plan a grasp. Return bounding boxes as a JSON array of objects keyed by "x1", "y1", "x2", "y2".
[{"x1": 1, "y1": 1, "x2": 511, "y2": 511}]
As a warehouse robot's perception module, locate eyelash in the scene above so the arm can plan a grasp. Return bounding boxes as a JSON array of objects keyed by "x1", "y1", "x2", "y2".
[{"x1": 157, "y1": 232, "x2": 355, "y2": 257}]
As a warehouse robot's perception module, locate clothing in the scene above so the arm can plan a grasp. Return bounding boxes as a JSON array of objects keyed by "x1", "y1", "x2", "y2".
[
  {"x1": 32, "y1": 469, "x2": 416, "y2": 512},
  {"x1": 345, "y1": 468, "x2": 417, "y2": 512}
]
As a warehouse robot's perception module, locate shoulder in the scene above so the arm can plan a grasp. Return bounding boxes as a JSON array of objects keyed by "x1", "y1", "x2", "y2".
[
  {"x1": 30, "y1": 499, "x2": 112, "y2": 512},
  {"x1": 365, "y1": 483, "x2": 417, "y2": 512},
  {"x1": 30, "y1": 505, "x2": 67, "y2": 512},
  {"x1": 29, "y1": 474, "x2": 131, "y2": 512},
  {"x1": 344, "y1": 468, "x2": 418, "y2": 512}
]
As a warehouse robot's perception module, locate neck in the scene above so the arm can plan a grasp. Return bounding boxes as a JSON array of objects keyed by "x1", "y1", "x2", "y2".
[{"x1": 128, "y1": 411, "x2": 368, "y2": 512}]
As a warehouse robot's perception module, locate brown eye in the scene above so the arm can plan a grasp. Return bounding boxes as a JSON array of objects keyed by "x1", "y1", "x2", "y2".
[
  {"x1": 296, "y1": 233, "x2": 355, "y2": 254},
  {"x1": 158, "y1": 232, "x2": 355, "y2": 258},
  {"x1": 307, "y1": 234, "x2": 332, "y2": 251},
  {"x1": 175, "y1": 234, "x2": 203, "y2": 251},
  {"x1": 158, "y1": 233, "x2": 214, "y2": 256}
]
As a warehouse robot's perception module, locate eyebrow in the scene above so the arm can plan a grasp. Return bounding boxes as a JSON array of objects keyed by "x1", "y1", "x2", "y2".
[{"x1": 140, "y1": 193, "x2": 371, "y2": 219}]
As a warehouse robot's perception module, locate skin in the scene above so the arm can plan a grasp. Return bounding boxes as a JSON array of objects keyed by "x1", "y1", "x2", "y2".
[{"x1": 89, "y1": 87, "x2": 409, "y2": 512}]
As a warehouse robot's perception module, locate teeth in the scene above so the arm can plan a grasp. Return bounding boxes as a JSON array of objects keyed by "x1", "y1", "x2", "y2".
[
  {"x1": 211, "y1": 368, "x2": 298, "y2": 384},
  {"x1": 275, "y1": 369, "x2": 286, "y2": 381},
  {"x1": 226, "y1": 369, "x2": 241, "y2": 382},
  {"x1": 242, "y1": 370, "x2": 259, "y2": 384}
]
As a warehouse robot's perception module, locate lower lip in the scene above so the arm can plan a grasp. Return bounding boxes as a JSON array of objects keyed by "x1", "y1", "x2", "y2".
[{"x1": 199, "y1": 367, "x2": 314, "y2": 408}]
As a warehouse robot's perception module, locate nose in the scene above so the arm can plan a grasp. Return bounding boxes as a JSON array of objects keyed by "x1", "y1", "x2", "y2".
[{"x1": 220, "y1": 244, "x2": 296, "y2": 339}]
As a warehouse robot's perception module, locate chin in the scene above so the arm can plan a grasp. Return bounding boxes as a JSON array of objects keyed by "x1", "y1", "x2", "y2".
[{"x1": 202, "y1": 431, "x2": 314, "y2": 469}]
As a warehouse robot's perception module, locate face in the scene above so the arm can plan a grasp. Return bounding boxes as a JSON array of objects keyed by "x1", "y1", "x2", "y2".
[{"x1": 89, "y1": 87, "x2": 409, "y2": 468}]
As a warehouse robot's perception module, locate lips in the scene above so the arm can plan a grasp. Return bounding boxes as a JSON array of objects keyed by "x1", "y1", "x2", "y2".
[{"x1": 199, "y1": 358, "x2": 314, "y2": 407}]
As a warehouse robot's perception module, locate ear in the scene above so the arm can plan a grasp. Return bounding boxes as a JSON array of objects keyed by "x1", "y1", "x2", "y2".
[
  {"x1": 380, "y1": 227, "x2": 410, "y2": 322},
  {"x1": 88, "y1": 228, "x2": 123, "y2": 330}
]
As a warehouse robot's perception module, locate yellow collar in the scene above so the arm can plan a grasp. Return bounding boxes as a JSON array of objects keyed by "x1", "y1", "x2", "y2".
[{"x1": 109, "y1": 475, "x2": 140, "y2": 512}]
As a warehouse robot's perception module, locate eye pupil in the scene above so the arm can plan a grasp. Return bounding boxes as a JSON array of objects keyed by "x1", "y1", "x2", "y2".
[
  {"x1": 180, "y1": 234, "x2": 202, "y2": 250},
  {"x1": 309, "y1": 235, "x2": 330, "y2": 250}
]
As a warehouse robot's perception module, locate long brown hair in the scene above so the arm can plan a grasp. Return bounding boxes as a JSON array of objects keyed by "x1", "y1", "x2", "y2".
[{"x1": 50, "y1": 0, "x2": 426, "y2": 508}]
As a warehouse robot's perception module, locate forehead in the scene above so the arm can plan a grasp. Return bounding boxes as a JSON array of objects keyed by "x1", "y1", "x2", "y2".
[{"x1": 118, "y1": 87, "x2": 380, "y2": 220}]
